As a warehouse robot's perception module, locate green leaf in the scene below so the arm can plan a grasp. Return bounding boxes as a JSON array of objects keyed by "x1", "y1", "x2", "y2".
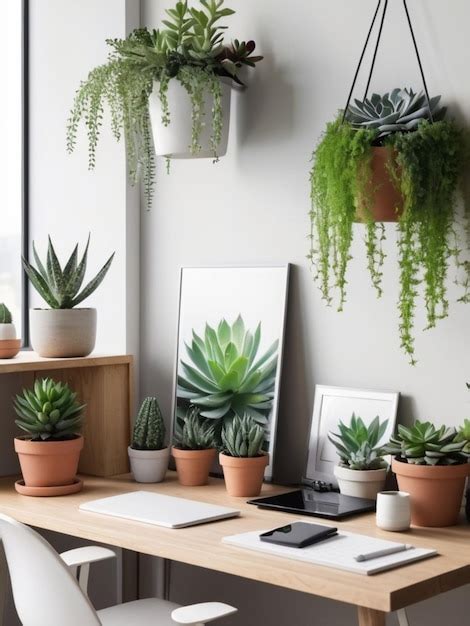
[
  {"x1": 71, "y1": 252, "x2": 114, "y2": 307},
  {"x1": 22, "y1": 257, "x2": 59, "y2": 308}
]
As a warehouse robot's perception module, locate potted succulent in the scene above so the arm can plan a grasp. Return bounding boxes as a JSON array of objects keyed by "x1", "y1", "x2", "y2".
[
  {"x1": 22, "y1": 235, "x2": 114, "y2": 358},
  {"x1": 67, "y1": 0, "x2": 262, "y2": 208},
  {"x1": 309, "y1": 88, "x2": 469, "y2": 364},
  {"x1": 386, "y1": 421, "x2": 470, "y2": 527},
  {"x1": 13, "y1": 377, "x2": 85, "y2": 496},
  {"x1": 328, "y1": 414, "x2": 389, "y2": 500},
  {"x1": 219, "y1": 415, "x2": 268, "y2": 497},
  {"x1": 128, "y1": 397, "x2": 169, "y2": 483},
  {"x1": 172, "y1": 406, "x2": 216, "y2": 486},
  {"x1": 0, "y1": 304, "x2": 21, "y2": 358}
]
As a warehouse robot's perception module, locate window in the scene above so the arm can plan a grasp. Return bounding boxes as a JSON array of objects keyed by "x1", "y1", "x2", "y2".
[{"x1": 0, "y1": 0, "x2": 27, "y2": 339}]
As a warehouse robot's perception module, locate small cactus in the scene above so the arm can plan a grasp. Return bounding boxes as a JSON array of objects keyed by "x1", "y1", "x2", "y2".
[
  {"x1": 132, "y1": 397, "x2": 166, "y2": 450},
  {"x1": 0, "y1": 304, "x2": 12, "y2": 324},
  {"x1": 221, "y1": 414, "x2": 265, "y2": 458}
]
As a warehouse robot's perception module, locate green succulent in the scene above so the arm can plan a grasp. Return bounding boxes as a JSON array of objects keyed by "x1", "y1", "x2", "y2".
[
  {"x1": 221, "y1": 414, "x2": 265, "y2": 458},
  {"x1": 0, "y1": 304, "x2": 12, "y2": 324},
  {"x1": 177, "y1": 315, "x2": 278, "y2": 447},
  {"x1": 328, "y1": 414, "x2": 388, "y2": 471},
  {"x1": 346, "y1": 88, "x2": 446, "y2": 142},
  {"x1": 385, "y1": 421, "x2": 466, "y2": 466},
  {"x1": 14, "y1": 378, "x2": 85, "y2": 441},
  {"x1": 132, "y1": 397, "x2": 166, "y2": 451},
  {"x1": 455, "y1": 419, "x2": 470, "y2": 457},
  {"x1": 22, "y1": 235, "x2": 114, "y2": 309},
  {"x1": 174, "y1": 406, "x2": 216, "y2": 450}
]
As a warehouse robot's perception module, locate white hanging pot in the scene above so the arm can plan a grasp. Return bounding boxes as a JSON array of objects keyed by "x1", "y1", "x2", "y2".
[
  {"x1": 30, "y1": 308, "x2": 97, "y2": 358},
  {"x1": 334, "y1": 465, "x2": 387, "y2": 501},
  {"x1": 149, "y1": 77, "x2": 231, "y2": 159}
]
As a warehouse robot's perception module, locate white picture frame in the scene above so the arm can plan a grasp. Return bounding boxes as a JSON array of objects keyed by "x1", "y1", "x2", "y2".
[
  {"x1": 171, "y1": 265, "x2": 290, "y2": 481},
  {"x1": 305, "y1": 385, "x2": 399, "y2": 484}
]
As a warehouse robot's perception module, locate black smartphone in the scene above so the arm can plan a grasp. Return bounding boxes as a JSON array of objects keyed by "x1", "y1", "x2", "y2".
[{"x1": 259, "y1": 522, "x2": 338, "y2": 548}]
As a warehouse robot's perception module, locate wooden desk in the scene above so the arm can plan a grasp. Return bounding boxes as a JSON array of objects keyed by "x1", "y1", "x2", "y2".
[{"x1": 0, "y1": 473, "x2": 469, "y2": 626}]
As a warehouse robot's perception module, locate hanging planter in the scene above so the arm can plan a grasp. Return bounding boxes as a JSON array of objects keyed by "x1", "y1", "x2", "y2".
[
  {"x1": 308, "y1": 0, "x2": 470, "y2": 364},
  {"x1": 66, "y1": 0, "x2": 263, "y2": 208}
]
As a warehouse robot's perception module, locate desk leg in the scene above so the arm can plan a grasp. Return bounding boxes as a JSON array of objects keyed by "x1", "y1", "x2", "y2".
[{"x1": 357, "y1": 607, "x2": 386, "y2": 626}]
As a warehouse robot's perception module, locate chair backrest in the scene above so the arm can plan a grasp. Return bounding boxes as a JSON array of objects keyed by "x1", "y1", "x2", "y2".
[{"x1": 0, "y1": 514, "x2": 100, "y2": 626}]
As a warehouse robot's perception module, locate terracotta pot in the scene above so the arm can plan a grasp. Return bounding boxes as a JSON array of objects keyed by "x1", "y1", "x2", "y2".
[
  {"x1": 219, "y1": 452, "x2": 269, "y2": 497},
  {"x1": 30, "y1": 308, "x2": 97, "y2": 358},
  {"x1": 14, "y1": 436, "x2": 84, "y2": 489},
  {"x1": 392, "y1": 457, "x2": 470, "y2": 527},
  {"x1": 0, "y1": 339, "x2": 21, "y2": 359},
  {"x1": 172, "y1": 446, "x2": 216, "y2": 486},
  {"x1": 356, "y1": 147, "x2": 403, "y2": 223},
  {"x1": 334, "y1": 465, "x2": 387, "y2": 500}
]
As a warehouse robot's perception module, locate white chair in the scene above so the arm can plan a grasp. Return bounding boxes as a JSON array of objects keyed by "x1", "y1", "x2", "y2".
[{"x1": 0, "y1": 514, "x2": 236, "y2": 626}]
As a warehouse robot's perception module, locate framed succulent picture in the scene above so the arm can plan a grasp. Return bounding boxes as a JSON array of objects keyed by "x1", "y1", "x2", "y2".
[{"x1": 172, "y1": 265, "x2": 290, "y2": 480}]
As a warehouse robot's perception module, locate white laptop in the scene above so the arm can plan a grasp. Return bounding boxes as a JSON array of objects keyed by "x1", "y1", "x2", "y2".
[{"x1": 79, "y1": 491, "x2": 240, "y2": 529}]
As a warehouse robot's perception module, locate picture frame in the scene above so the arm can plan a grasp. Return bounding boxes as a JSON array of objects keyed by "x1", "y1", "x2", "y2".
[
  {"x1": 305, "y1": 385, "x2": 399, "y2": 484},
  {"x1": 171, "y1": 265, "x2": 290, "y2": 480}
]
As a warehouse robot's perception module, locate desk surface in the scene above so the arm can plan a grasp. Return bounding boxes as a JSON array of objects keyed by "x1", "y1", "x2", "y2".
[{"x1": 0, "y1": 473, "x2": 469, "y2": 614}]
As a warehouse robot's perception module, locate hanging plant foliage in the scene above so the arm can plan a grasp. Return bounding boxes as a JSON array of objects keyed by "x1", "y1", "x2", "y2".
[
  {"x1": 66, "y1": 0, "x2": 263, "y2": 208},
  {"x1": 309, "y1": 89, "x2": 469, "y2": 364}
]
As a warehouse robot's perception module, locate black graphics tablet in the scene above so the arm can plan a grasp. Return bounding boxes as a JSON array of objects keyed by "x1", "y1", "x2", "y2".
[{"x1": 247, "y1": 489, "x2": 376, "y2": 520}]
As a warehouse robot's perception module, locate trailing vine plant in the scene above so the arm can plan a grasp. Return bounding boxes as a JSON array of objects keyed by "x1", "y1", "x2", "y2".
[
  {"x1": 309, "y1": 89, "x2": 469, "y2": 363},
  {"x1": 66, "y1": 0, "x2": 263, "y2": 208}
]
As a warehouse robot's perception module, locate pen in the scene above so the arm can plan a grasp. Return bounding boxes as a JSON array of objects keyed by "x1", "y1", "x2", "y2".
[{"x1": 354, "y1": 544, "x2": 414, "y2": 562}]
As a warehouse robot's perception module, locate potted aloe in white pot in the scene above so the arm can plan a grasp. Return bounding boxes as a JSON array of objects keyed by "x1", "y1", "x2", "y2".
[
  {"x1": 328, "y1": 414, "x2": 389, "y2": 500},
  {"x1": 128, "y1": 397, "x2": 170, "y2": 483},
  {"x1": 67, "y1": 0, "x2": 263, "y2": 208},
  {"x1": 22, "y1": 235, "x2": 114, "y2": 358}
]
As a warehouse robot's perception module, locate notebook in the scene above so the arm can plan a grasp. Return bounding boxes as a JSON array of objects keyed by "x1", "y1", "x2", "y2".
[
  {"x1": 80, "y1": 491, "x2": 240, "y2": 529},
  {"x1": 223, "y1": 521, "x2": 437, "y2": 575}
]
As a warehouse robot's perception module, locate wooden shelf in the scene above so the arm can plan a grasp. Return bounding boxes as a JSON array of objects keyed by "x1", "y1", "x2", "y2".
[{"x1": 0, "y1": 353, "x2": 134, "y2": 477}]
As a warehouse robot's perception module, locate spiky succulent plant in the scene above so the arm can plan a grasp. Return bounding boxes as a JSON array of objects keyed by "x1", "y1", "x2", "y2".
[
  {"x1": 132, "y1": 397, "x2": 166, "y2": 450},
  {"x1": 345, "y1": 88, "x2": 446, "y2": 141},
  {"x1": 177, "y1": 315, "x2": 278, "y2": 445},
  {"x1": 0, "y1": 304, "x2": 12, "y2": 324},
  {"x1": 328, "y1": 414, "x2": 388, "y2": 471},
  {"x1": 174, "y1": 406, "x2": 216, "y2": 450},
  {"x1": 14, "y1": 378, "x2": 85, "y2": 441},
  {"x1": 385, "y1": 421, "x2": 466, "y2": 466},
  {"x1": 22, "y1": 235, "x2": 114, "y2": 309},
  {"x1": 455, "y1": 419, "x2": 470, "y2": 457},
  {"x1": 221, "y1": 414, "x2": 264, "y2": 457}
]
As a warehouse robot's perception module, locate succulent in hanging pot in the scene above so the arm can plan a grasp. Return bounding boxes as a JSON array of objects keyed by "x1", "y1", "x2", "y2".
[
  {"x1": 0, "y1": 304, "x2": 21, "y2": 359},
  {"x1": 13, "y1": 378, "x2": 86, "y2": 495},
  {"x1": 22, "y1": 235, "x2": 114, "y2": 358},
  {"x1": 385, "y1": 421, "x2": 470, "y2": 526},
  {"x1": 128, "y1": 397, "x2": 169, "y2": 483},
  {"x1": 309, "y1": 88, "x2": 469, "y2": 364},
  {"x1": 67, "y1": 0, "x2": 263, "y2": 209},
  {"x1": 328, "y1": 414, "x2": 389, "y2": 500},
  {"x1": 219, "y1": 414, "x2": 268, "y2": 497},
  {"x1": 172, "y1": 406, "x2": 217, "y2": 486}
]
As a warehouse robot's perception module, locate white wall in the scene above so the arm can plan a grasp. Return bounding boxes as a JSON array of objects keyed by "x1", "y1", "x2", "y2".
[{"x1": 140, "y1": 0, "x2": 470, "y2": 624}]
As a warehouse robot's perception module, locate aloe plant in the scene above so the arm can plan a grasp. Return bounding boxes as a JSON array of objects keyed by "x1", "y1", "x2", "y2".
[
  {"x1": 22, "y1": 235, "x2": 114, "y2": 309},
  {"x1": 385, "y1": 421, "x2": 466, "y2": 466},
  {"x1": 0, "y1": 304, "x2": 12, "y2": 324},
  {"x1": 177, "y1": 315, "x2": 278, "y2": 446},
  {"x1": 221, "y1": 414, "x2": 264, "y2": 458},
  {"x1": 132, "y1": 397, "x2": 166, "y2": 451},
  {"x1": 173, "y1": 406, "x2": 215, "y2": 450},
  {"x1": 14, "y1": 378, "x2": 85, "y2": 441},
  {"x1": 328, "y1": 414, "x2": 388, "y2": 471}
]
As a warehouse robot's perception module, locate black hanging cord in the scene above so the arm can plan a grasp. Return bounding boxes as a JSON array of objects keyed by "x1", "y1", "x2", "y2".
[
  {"x1": 341, "y1": 0, "x2": 382, "y2": 123},
  {"x1": 402, "y1": 0, "x2": 434, "y2": 122},
  {"x1": 341, "y1": 0, "x2": 434, "y2": 123}
]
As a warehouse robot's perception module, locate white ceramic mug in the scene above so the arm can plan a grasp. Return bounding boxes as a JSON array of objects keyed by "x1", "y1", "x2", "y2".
[{"x1": 376, "y1": 491, "x2": 411, "y2": 531}]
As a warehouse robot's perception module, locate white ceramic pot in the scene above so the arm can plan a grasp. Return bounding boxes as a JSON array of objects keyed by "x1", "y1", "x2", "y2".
[
  {"x1": 0, "y1": 323, "x2": 17, "y2": 340},
  {"x1": 128, "y1": 446, "x2": 170, "y2": 483},
  {"x1": 30, "y1": 308, "x2": 97, "y2": 358},
  {"x1": 149, "y1": 78, "x2": 231, "y2": 158},
  {"x1": 334, "y1": 465, "x2": 387, "y2": 500},
  {"x1": 376, "y1": 491, "x2": 411, "y2": 531}
]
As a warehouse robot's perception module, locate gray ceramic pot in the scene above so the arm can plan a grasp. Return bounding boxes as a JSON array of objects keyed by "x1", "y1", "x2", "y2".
[{"x1": 30, "y1": 308, "x2": 97, "y2": 357}]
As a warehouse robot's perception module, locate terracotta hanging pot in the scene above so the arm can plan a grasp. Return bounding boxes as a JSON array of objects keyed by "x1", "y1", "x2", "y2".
[
  {"x1": 392, "y1": 457, "x2": 470, "y2": 527},
  {"x1": 355, "y1": 147, "x2": 403, "y2": 223}
]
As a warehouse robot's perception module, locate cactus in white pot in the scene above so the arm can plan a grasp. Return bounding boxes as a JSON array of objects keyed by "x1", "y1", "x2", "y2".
[
  {"x1": 0, "y1": 304, "x2": 20, "y2": 358},
  {"x1": 128, "y1": 397, "x2": 169, "y2": 483}
]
